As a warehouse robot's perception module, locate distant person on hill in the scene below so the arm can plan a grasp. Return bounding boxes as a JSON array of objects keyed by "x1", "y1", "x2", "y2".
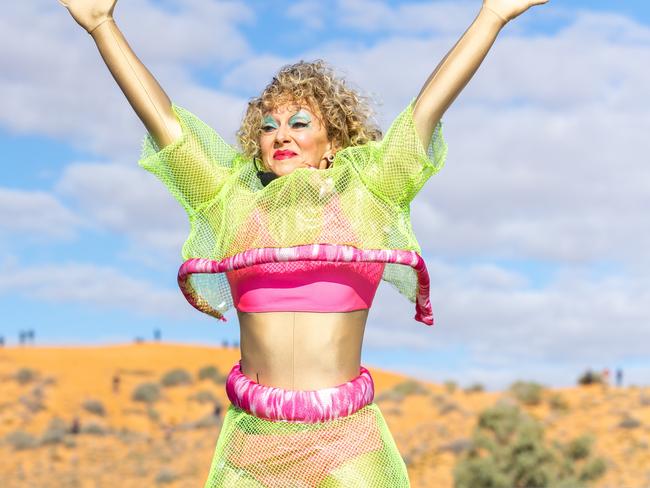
[
  {"x1": 18, "y1": 330, "x2": 25, "y2": 346},
  {"x1": 213, "y1": 403, "x2": 222, "y2": 418},
  {"x1": 616, "y1": 368, "x2": 623, "y2": 387},
  {"x1": 112, "y1": 373, "x2": 121, "y2": 394},
  {"x1": 154, "y1": 328, "x2": 161, "y2": 342},
  {"x1": 70, "y1": 416, "x2": 80, "y2": 435}
]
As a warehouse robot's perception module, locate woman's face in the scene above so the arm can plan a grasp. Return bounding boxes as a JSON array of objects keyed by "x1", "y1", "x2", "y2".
[{"x1": 259, "y1": 103, "x2": 333, "y2": 177}]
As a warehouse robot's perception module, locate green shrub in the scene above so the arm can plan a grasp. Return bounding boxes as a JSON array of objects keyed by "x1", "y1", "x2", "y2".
[
  {"x1": 198, "y1": 365, "x2": 226, "y2": 384},
  {"x1": 564, "y1": 435, "x2": 593, "y2": 461},
  {"x1": 6, "y1": 430, "x2": 38, "y2": 450},
  {"x1": 41, "y1": 418, "x2": 68, "y2": 445},
  {"x1": 464, "y1": 383, "x2": 484, "y2": 393},
  {"x1": 80, "y1": 422, "x2": 109, "y2": 436},
  {"x1": 393, "y1": 380, "x2": 429, "y2": 396},
  {"x1": 82, "y1": 399, "x2": 106, "y2": 416},
  {"x1": 444, "y1": 380, "x2": 458, "y2": 394},
  {"x1": 155, "y1": 468, "x2": 179, "y2": 484},
  {"x1": 579, "y1": 458, "x2": 607, "y2": 481},
  {"x1": 578, "y1": 370, "x2": 603, "y2": 386},
  {"x1": 15, "y1": 368, "x2": 37, "y2": 385},
  {"x1": 454, "y1": 402, "x2": 607, "y2": 487},
  {"x1": 63, "y1": 437, "x2": 76, "y2": 448},
  {"x1": 189, "y1": 390, "x2": 218, "y2": 404},
  {"x1": 161, "y1": 368, "x2": 192, "y2": 387},
  {"x1": 191, "y1": 414, "x2": 221, "y2": 429},
  {"x1": 439, "y1": 438, "x2": 472, "y2": 455},
  {"x1": 618, "y1": 416, "x2": 641, "y2": 429},
  {"x1": 376, "y1": 380, "x2": 429, "y2": 403},
  {"x1": 147, "y1": 407, "x2": 160, "y2": 423},
  {"x1": 509, "y1": 381, "x2": 544, "y2": 406},
  {"x1": 438, "y1": 401, "x2": 461, "y2": 416},
  {"x1": 132, "y1": 383, "x2": 161, "y2": 403},
  {"x1": 19, "y1": 393, "x2": 45, "y2": 413},
  {"x1": 548, "y1": 393, "x2": 570, "y2": 412}
]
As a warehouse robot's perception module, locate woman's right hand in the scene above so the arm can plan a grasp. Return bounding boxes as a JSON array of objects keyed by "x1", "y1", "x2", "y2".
[{"x1": 58, "y1": 0, "x2": 117, "y2": 33}]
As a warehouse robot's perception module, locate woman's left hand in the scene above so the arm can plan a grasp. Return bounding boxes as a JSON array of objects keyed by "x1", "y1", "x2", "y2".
[{"x1": 482, "y1": 0, "x2": 549, "y2": 24}]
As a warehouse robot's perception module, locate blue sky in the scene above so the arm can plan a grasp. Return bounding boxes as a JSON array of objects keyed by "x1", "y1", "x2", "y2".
[{"x1": 2, "y1": 0, "x2": 650, "y2": 390}]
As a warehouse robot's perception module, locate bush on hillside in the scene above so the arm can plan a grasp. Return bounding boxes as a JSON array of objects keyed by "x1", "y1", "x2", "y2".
[
  {"x1": 82, "y1": 399, "x2": 106, "y2": 416},
  {"x1": 81, "y1": 422, "x2": 109, "y2": 436},
  {"x1": 191, "y1": 413, "x2": 221, "y2": 429},
  {"x1": 41, "y1": 417, "x2": 68, "y2": 445},
  {"x1": 509, "y1": 381, "x2": 544, "y2": 406},
  {"x1": 464, "y1": 383, "x2": 485, "y2": 393},
  {"x1": 376, "y1": 380, "x2": 429, "y2": 403},
  {"x1": 444, "y1": 380, "x2": 458, "y2": 394},
  {"x1": 189, "y1": 390, "x2": 218, "y2": 404},
  {"x1": 578, "y1": 370, "x2": 603, "y2": 386},
  {"x1": 548, "y1": 393, "x2": 570, "y2": 412},
  {"x1": 155, "y1": 468, "x2": 179, "y2": 484},
  {"x1": 564, "y1": 435, "x2": 593, "y2": 461},
  {"x1": 618, "y1": 416, "x2": 641, "y2": 429},
  {"x1": 161, "y1": 368, "x2": 192, "y2": 387},
  {"x1": 132, "y1": 383, "x2": 161, "y2": 403},
  {"x1": 19, "y1": 386, "x2": 46, "y2": 413},
  {"x1": 454, "y1": 401, "x2": 607, "y2": 488},
  {"x1": 147, "y1": 407, "x2": 160, "y2": 423},
  {"x1": 6, "y1": 430, "x2": 38, "y2": 450},
  {"x1": 197, "y1": 365, "x2": 226, "y2": 384},
  {"x1": 15, "y1": 368, "x2": 37, "y2": 385}
]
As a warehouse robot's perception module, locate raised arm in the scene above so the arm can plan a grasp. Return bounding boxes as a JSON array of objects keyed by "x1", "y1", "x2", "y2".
[
  {"x1": 59, "y1": 0, "x2": 181, "y2": 148},
  {"x1": 412, "y1": 0, "x2": 549, "y2": 148}
]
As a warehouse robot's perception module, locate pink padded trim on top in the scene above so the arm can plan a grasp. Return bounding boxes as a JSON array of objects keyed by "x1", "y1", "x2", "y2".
[
  {"x1": 225, "y1": 261, "x2": 385, "y2": 313},
  {"x1": 177, "y1": 244, "x2": 434, "y2": 325},
  {"x1": 226, "y1": 361, "x2": 375, "y2": 423}
]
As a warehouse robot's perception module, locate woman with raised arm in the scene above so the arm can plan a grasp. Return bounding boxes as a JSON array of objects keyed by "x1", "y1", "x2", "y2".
[{"x1": 61, "y1": 0, "x2": 548, "y2": 486}]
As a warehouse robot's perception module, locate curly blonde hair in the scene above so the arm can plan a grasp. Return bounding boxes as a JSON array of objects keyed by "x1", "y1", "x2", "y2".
[{"x1": 237, "y1": 60, "x2": 382, "y2": 168}]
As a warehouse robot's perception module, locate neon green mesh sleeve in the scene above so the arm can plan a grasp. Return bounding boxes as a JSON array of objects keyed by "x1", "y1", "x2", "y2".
[
  {"x1": 348, "y1": 98, "x2": 448, "y2": 207},
  {"x1": 138, "y1": 104, "x2": 243, "y2": 216}
]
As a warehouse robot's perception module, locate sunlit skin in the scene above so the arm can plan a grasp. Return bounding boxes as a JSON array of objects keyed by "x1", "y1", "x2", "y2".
[{"x1": 259, "y1": 104, "x2": 335, "y2": 177}]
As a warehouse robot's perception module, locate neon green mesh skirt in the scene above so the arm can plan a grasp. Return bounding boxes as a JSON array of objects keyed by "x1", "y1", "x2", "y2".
[{"x1": 204, "y1": 361, "x2": 410, "y2": 487}]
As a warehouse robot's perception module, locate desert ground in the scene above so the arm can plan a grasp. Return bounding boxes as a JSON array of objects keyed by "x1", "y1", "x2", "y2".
[{"x1": 1, "y1": 344, "x2": 648, "y2": 487}]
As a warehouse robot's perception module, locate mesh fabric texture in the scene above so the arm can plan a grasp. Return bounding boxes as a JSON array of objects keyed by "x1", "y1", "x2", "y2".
[
  {"x1": 204, "y1": 403, "x2": 410, "y2": 487},
  {"x1": 139, "y1": 100, "x2": 447, "y2": 322}
]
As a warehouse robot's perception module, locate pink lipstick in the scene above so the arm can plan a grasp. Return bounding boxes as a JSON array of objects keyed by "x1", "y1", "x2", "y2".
[{"x1": 273, "y1": 150, "x2": 297, "y2": 160}]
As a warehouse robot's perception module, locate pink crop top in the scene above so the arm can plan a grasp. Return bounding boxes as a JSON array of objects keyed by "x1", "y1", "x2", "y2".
[{"x1": 225, "y1": 260, "x2": 385, "y2": 313}]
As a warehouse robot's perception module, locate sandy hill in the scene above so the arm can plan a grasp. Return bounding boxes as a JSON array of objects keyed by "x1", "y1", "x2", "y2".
[{"x1": 0, "y1": 344, "x2": 648, "y2": 487}]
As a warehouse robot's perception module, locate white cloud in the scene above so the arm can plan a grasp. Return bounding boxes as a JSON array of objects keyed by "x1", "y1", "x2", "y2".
[
  {"x1": 367, "y1": 258, "x2": 650, "y2": 389},
  {"x1": 334, "y1": 0, "x2": 480, "y2": 35},
  {"x1": 221, "y1": 55, "x2": 291, "y2": 95},
  {"x1": 0, "y1": 0, "x2": 253, "y2": 159},
  {"x1": 0, "y1": 259, "x2": 189, "y2": 318},
  {"x1": 55, "y1": 162, "x2": 189, "y2": 261},
  {"x1": 0, "y1": 188, "x2": 81, "y2": 240},
  {"x1": 294, "y1": 9, "x2": 650, "y2": 265}
]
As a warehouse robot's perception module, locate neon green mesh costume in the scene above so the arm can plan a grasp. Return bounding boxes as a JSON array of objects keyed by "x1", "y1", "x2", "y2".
[
  {"x1": 138, "y1": 99, "x2": 447, "y2": 487},
  {"x1": 139, "y1": 99, "x2": 447, "y2": 325}
]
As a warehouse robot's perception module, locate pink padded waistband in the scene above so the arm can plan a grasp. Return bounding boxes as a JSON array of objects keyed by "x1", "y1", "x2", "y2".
[{"x1": 225, "y1": 361, "x2": 375, "y2": 423}]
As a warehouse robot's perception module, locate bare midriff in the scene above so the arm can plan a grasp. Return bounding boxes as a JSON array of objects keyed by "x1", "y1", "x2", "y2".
[{"x1": 238, "y1": 309, "x2": 369, "y2": 391}]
